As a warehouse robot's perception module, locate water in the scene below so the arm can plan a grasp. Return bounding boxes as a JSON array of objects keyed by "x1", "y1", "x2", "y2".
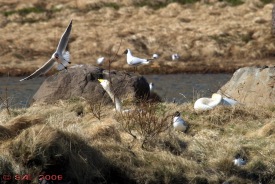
[
  {"x1": 144, "y1": 74, "x2": 232, "y2": 103},
  {"x1": 0, "y1": 77, "x2": 46, "y2": 108},
  {"x1": 0, "y1": 74, "x2": 232, "y2": 108}
]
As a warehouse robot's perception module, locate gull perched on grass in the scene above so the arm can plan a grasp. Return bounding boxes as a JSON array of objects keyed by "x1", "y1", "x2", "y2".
[
  {"x1": 233, "y1": 154, "x2": 247, "y2": 166},
  {"x1": 171, "y1": 53, "x2": 180, "y2": 61},
  {"x1": 152, "y1": 53, "x2": 159, "y2": 59},
  {"x1": 20, "y1": 20, "x2": 72, "y2": 81},
  {"x1": 173, "y1": 111, "x2": 188, "y2": 132},
  {"x1": 123, "y1": 49, "x2": 153, "y2": 71},
  {"x1": 194, "y1": 93, "x2": 238, "y2": 111},
  {"x1": 194, "y1": 93, "x2": 222, "y2": 111}
]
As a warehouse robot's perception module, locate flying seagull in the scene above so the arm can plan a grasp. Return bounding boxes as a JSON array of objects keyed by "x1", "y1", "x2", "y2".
[
  {"x1": 123, "y1": 49, "x2": 153, "y2": 71},
  {"x1": 20, "y1": 20, "x2": 73, "y2": 81}
]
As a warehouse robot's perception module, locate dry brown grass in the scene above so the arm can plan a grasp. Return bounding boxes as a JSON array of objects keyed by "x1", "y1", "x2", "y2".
[
  {"x1": 0, "y1": 99, "x2": 274, "y2": 183},
  {"x1": 0, "y1": 0, "x2": 274, "y2": 76}
]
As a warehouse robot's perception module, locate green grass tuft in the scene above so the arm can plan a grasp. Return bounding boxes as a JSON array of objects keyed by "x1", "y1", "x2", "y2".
[
  {"x1": 260, "y1": 0, "x2": 273, "y2": 4},
  {"x1": 218, "y1": 0, "x2": 244, "y2": 6},
  {"x1": 3, "y1": 6, "x2": 46, "y2": 17},
  {"x1": 134, "y1": 0, "x2": 200, "y2": 10}
]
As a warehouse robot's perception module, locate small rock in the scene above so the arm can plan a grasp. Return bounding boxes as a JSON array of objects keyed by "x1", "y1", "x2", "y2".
[
  {"x1": 218, "y1": 66, "x2": 275, "y2": 107},
  {"x1": 32, "y1": 65, "x2": 150, "y2": 104}
]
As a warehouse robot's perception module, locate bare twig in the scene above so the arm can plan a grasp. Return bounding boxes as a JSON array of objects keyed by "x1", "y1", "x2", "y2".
[{"x1": 115, "y1": 101, "x2": 172, "y2": 149}]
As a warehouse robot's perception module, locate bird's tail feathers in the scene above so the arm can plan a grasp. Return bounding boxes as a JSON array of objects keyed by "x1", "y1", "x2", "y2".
[
  {"x1": 144, "y1": 58, "x2": 154, "y2": 64},
  {"x1": 57, "y1": 63, "x2": 66, "y2": 71}
]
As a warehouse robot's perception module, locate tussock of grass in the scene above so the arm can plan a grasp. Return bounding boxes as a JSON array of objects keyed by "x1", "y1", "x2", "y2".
[
  {"x1": 134, "y1": 0, "x2": 200, "y2": 9},
  {"x1": 84, "y1": 2, "x2": 121, "y2": 12},
  {"x1": 219, "y1": 0, "x2": 244, "y2": 6},
  {"x1": 3, "y1": 7, "x2": 46, "y2": 17},
  {"x1": 0, "y1": 100, "x2": 274, "y2": 183}
]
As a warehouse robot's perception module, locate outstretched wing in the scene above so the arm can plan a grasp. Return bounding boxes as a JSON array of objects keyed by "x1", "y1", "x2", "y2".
[
  {"x1": 20, "y1": 58, "x2": 56, "y2": 81},
  {"x1": 56, "y1": 20, "x2": 72, "y2": 54},
  {"x1": 56, "y1": 63, "x2": 66, "y2": 71},
  {"x1": 62, "y1": 51, "x2": 70, "y2": 66}
]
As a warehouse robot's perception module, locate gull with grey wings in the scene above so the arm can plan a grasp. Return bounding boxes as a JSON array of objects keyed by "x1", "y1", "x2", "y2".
[{"x1": 20, "y1": 20, "x2": 73, "y2": 81}]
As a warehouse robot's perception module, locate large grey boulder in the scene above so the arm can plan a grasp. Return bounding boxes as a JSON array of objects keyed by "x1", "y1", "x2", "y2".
[
  {"x1": 218, "y1": 66, "x2": 275, "y2": 107},
  {"x1": 32, "y1": 65, "x2": 150, "y2": 104}
]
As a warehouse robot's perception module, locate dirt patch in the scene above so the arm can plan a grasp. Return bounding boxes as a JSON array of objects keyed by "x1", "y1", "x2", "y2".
[{"x1": 0, "y1": 0, "x2": 274, "y2": 76}]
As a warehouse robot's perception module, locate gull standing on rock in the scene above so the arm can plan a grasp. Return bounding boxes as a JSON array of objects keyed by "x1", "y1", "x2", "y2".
[
  {"x1": 123, "y1": 49, "x2": 153, "y2": 71},
  {"x1": 20, "y1": 20, "x2": 73, "y2": 81},
  {"x1": 173, "y1": 111, "x2": 188, "y2": 132}
]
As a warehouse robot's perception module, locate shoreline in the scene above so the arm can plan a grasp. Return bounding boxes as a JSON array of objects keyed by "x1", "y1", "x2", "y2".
[{"x1": 0, "y1": 59, "x2": 273, "y2": 77}]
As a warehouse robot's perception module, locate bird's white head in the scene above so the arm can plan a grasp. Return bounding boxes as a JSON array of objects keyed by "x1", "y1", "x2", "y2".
[
  {"x1": 152, "y1": 54, "x2": 158, "y2": 59},
  {"x1": 53, "y1": 53, "x2": 59, "y2": 60}
]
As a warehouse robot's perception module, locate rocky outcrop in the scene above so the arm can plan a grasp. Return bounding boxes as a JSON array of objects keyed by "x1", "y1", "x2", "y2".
[
  {"x1": 218, "y1": 66, "x2": 275, "y2": 107},
  {"x1": 32, "y1": 65, "x2": 150, "y2": 104}
]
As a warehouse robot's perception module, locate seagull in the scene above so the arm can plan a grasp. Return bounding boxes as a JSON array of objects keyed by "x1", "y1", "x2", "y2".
[
  {"x1": 149, "y1": 82, "x2": 154, "y2": 92},
  {"x1": 123, "y1": 49, "x2": 153, "y2": 71},
  {"x1": 194, "y1": 93, "x2": 222, "y2": 111},
  {"x1": 194, "y1": 93, "x2": 238, "y2": 111},
  {"x1": 173, "y1": 111, "x2": 188, "y2": 132},
  {"x1": 172, "y1": 98, "x2": 176, "y2": 103},
  {"x1": 152, "y1": 53, "x2": 159, "y2": 59},
  {"x1": 98, "y1": 79, "x2": 123, "y2": 112},
  {"x1": 20, "y1": 20, "x2": 73, "y2": 81},
  {"x1": 171, "y1": 53, "x2": 180, "y2": 61},
  {"x1": 233, "y1": 155, "x2": 247, "y2": 166},
  {"x1": 97, "y1": 57, "x2": 105, "y2": 65}
]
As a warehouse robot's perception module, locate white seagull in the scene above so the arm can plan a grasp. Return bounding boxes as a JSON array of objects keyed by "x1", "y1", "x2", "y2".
[
  {"x1": 152, "y1": 53, "x2": 159, "y2": 59},
  {"x1": 194, "y1": 93, "x2": 238, "y2": 111},
  {"x1": 123, "y1": 49, "x2": 153, "y2": 71},
  {"x1": 98, "y1": 79, "x2": 123, "y2": 112},
  {"x1": 173, "y1": 111, "x2": 188, "y2": 132},
  {"x1": 233, "y1": 155, "x2": 247, "y2": 166},
  {"x1": 172, "y1": 53, "x2": 180, "y2": 61},
  {"x1": 149, "y1": 82, "x2": 154, "y2": 92},
  {"x1": 97, "y1": 57, "x2": 105, "y2": 65},
  {"x1": 194, "y1": 93, "x2": 222, "y2": 111},
  {"x1": 20, "y1": 20, "x2": 73, "y2": 81}
]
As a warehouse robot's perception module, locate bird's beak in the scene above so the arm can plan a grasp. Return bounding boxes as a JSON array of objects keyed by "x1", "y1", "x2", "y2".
[{"x1": 98, "y1": 79, "x2": 104, "y2": 83}]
